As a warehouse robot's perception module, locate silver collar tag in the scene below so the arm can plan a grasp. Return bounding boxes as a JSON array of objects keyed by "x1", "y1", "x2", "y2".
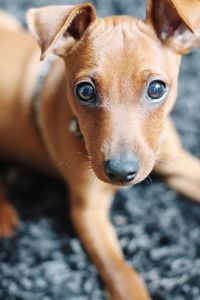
[{"x1": 69, "y1": 117, "x2": 83, "y2": 139}]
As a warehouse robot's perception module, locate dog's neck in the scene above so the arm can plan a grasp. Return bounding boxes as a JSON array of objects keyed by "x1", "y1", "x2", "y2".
[
  {"x1": 32, "y1": 54, "x2": 57, "y2": 132},
  {"x1": 32, "y1": 55, "x2": 83, "y2": 141}
]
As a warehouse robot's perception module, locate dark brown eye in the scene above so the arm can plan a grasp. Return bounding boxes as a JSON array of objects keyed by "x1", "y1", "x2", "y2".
[
  {"x1": 147, "y1": 80, "x2": 167, "y2": 102},
  {"x1": 75, "y1": 82, "x2": 97, "y2": 105}
]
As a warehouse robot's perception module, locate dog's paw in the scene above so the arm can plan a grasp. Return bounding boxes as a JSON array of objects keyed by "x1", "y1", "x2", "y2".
[{"x1": 0, "y1": 201, "x2": 19, "y2": 238}]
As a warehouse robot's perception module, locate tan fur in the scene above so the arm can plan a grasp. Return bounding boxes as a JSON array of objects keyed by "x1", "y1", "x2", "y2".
[
  {"x1": 0, "y1": 183, "x2": 19, "y2": 237},
  {"x1": 0, "y1": 10, "x2": 22, "y2": 31},
  {"x1": 0, "y1": 1, "x2": 200, "y2": 299}
]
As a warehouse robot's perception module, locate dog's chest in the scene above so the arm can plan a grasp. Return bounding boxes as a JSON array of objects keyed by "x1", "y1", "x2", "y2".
[{"x1": 0, "y1": 29, "x2": 50, "y2": 170}]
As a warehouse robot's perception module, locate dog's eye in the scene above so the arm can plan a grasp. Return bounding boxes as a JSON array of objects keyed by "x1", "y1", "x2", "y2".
[
  {"x1": 147, "y1": 80, "x2": 167, "y2": 102},
  {"x1": 75, "y1": 82, "x2": 96, "y2": 105}
]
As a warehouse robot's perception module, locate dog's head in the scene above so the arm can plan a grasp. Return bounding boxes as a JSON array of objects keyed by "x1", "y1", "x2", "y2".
[{"x1": 27, "y1": 0, "x2": 200, "y2": 186}]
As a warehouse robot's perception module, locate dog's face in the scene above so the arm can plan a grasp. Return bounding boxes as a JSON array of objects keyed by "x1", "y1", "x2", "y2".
[
  {"x1": 64, "y1": 16, "x2": 180, "y2": 185},
  {"x1": 28, "y1": 0, "x2": 200, "y2": 185}
]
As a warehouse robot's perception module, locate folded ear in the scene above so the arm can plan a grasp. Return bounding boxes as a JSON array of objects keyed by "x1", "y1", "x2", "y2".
[
  {"x1": 27, "y1": 3, "x2": 96, "y2": 60},
  {"x1": 146, "y1": 0, "x2": 200, "y2": 55}
]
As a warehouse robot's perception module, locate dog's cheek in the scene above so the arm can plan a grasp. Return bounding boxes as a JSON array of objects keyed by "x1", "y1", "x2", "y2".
[
  {"x1": 133, "y1": 137, "x2": 155, "y2": 183},
  {"x1": 133, "y1": 109, "x2": 165, "y2": 181},
  {"x1": 139, "y1": 153, "x2": 155, "y2": 183},
  {"x1": 142, "y1": 105, "x2": 166, "y2": 151}
]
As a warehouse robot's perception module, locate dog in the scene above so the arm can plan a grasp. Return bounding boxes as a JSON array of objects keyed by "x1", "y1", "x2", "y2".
[{"x1": 0, "y1": 0, "x2": 200, "y2": 299}]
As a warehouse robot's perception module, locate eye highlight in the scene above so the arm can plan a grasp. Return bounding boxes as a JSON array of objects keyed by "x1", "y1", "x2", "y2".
[
  {"x1": 74, "y1": 81, "x2": 97, "y2": 105},
  {"x1": 147, "y1": 80, "x2": 168, "y2": 102}
]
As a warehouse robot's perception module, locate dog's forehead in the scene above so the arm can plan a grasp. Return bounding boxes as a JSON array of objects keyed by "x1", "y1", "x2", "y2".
[
  {"x1": 71, "y1": 16, "x2": 171, "y2": 79},
  {"x1": 88, "y1": 16, "x2": 152, "y2": 53},
  {"x1": 89, "y1": 15, "x2": 140, "y2": 39}
]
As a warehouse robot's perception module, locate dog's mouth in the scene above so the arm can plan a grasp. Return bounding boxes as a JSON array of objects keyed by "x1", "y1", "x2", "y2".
[
  {"x1": 88, "y1": 158, "x2": 154, "y2": 188},
  {"x1": 73, "y1": 119, "x2": 155, "y2": 187}
]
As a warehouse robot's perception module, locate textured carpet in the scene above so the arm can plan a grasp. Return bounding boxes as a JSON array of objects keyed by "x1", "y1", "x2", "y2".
[{"x1": 0, "y1": 1, "x2": 200, "y2": 300}]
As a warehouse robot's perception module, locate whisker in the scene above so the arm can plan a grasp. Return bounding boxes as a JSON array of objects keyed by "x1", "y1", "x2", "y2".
[
  {"x1": 56, "y1": 150, "x2": 101, "y2": 185},
  {"x1": 156, "y1": 159, "x2": 172, "y2": 167},
  {"x1": 145, "y1": 175, "x2": 152, "y2": 184}
]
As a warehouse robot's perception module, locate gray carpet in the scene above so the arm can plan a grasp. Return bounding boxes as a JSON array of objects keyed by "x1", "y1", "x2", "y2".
[{"x1": 0, "y1": 1, "x2": 200, "y2": 299}]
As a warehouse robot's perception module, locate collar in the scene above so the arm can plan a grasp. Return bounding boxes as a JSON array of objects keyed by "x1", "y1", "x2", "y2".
[
  {"x1": 32, "y1": 54, "x2": 83, "y2": 140},
  {"x1": 32, "y1": 54, "x2": 57, "y2": 132}
]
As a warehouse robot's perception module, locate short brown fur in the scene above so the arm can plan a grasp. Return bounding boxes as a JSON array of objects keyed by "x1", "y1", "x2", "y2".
[{"x1": 0, "y1": 1, "x2": 200, "y2": 299}]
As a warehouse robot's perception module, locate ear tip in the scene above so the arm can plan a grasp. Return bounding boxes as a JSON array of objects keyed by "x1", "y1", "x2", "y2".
[
  {"x1": 40, "y1": 45, "x2": 47, "y2": 60},
  {"x1": 26, "y1": 8, "x2": 36, "y2": 30},
  {"x1": 81, "y1": 2, "x2": 96, "y2": 15},
  {"x1": 26, "y1": 8, "x2": 35, "y2": 20},
  {"x1": 82, "y1": 2, "x2": 96, "y2": 8},
  {"x1": 40, "y1": 54, "x2": 45, "y2": 61},
  {"x1": 78, "y1": 2, "x2": 97, "y2": 24}
]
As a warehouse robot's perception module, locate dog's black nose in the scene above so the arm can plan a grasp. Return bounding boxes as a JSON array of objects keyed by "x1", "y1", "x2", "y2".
[{"x1": 104, "y1": 154, "x2": 139, "y2": 183}]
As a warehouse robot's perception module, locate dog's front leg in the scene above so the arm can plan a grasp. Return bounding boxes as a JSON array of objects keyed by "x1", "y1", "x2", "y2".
[
  {"x1": 155, "y1": 118, "x2": 200, "y2": 203},
  {"x1": 69, "y1": 176, "x2": 151, "y2": 300},
  {"x1": 0, "y1": 182, "x2": 19, "y2": 237}
]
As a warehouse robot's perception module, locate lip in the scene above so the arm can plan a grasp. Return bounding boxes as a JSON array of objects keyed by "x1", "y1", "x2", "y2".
[
  {"x1": 92, "y1": 162, "x2": 155, "y2": 187},
  {"x1": 92, "y1": 169, "x2": 139, "y2": 186}
]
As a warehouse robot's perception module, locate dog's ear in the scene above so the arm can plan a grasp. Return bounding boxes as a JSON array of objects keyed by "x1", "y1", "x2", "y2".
[
  {"x1": 27, "y1": 3, "x2": 96, "y2": 60},
  {"x1": 146, "y1": 0, "x2": 200, "y2": 55}
]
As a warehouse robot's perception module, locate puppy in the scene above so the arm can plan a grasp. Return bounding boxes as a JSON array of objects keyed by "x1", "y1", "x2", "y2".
[{"x1": 0, "y1": 1, "x2": 200, "y2": 299}]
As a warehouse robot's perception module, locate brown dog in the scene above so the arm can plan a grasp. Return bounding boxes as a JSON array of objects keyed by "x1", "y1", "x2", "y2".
[{"x1": 0, "y1": 1, "x2": 200, "y2": 299}]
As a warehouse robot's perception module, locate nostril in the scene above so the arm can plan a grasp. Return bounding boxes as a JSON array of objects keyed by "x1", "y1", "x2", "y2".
[
  {"x1": 106, "y1": 172, "x2": 117, "y2": 182},
  {"x1": 126, "y1": 172, "x2": 136, "y2": 181}
]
